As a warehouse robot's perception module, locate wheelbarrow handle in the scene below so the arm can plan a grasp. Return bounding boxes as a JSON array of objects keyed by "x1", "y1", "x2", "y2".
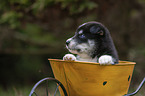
[{"x1": 124, "y1": 77, "x2": 145, "y2": 96}]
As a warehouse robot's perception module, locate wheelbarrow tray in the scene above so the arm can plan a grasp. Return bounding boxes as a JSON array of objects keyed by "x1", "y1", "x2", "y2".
[{"x1": 49, "y1": 59, "x2": 135, "y2": 96}]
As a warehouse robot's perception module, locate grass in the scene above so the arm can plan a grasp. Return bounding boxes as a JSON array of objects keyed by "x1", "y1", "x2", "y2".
[
  {"x1": 0, "y1": 86, "x2": 32, "y2": 96},
  {"x1": 0, "y1": 81, "x2": 61, "y2": 96}
]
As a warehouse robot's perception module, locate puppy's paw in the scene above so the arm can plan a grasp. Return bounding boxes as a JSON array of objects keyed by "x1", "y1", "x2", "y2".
[
  {"x1": 63, "y1": 54, "x2": 76, "y2": 61},
  {"x1": 98, "y1": 55, "x2": 114, "y2": 65}
]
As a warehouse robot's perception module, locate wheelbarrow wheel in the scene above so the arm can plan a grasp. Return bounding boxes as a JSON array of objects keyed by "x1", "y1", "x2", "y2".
[{"x1": 29, "y1": 77, "x2": 68, "y2": 96}]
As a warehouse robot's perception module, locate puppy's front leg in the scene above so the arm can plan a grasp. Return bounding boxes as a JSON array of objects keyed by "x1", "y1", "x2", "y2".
[
  {"x1": 63, "y1": 54, "x2": 76, "y2": 61},
  {"x1": 98, "y1": 55, "x2": 114, "y2": 65}
]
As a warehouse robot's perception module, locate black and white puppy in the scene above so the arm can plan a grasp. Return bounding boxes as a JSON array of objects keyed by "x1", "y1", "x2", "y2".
[{"x1": 63, "y1": 22, "x2": 119, "y2": 65}]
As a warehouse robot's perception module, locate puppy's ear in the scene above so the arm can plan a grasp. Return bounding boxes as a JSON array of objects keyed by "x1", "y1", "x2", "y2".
[{"x1": 90, "y1": 25, "x2": 104, "y2": 35}]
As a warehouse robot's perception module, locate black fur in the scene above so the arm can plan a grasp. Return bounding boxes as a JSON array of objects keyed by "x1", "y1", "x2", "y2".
[{"x1": 66, "y1": 21, "x2": 119, "y2": 64}]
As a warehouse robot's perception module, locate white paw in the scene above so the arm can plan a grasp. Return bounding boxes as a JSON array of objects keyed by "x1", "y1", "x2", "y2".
[
  {"x1": 63, "y1": 54, "x2": 76, "y2": 61},
  {"x1": 98, "y1": 55, "x2": 114, "y2": 65}
]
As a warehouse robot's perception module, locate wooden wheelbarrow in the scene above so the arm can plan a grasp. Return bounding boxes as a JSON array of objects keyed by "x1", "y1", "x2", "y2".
[{"x1": 29, "y1": 59, "x2": 145, "y2": 96}]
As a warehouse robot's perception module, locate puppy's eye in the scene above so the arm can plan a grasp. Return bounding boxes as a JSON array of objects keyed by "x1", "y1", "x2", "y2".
[{"x1": 79, "y1": 34, "x2": 86, "y2": 39}]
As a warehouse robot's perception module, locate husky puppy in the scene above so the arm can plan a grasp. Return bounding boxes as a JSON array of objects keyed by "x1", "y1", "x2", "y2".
[{"x1": 63, "y1": 22, "x2": 119, "y2": 65}]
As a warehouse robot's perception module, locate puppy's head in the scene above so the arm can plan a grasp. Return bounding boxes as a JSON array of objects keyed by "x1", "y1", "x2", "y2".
[{"x1": 66, "y1": 22, "x2": 109, "y2": 57}]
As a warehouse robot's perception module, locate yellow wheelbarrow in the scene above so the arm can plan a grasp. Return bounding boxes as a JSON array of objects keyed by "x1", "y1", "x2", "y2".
[{"x1": 29, "y1": 59, "x2": 145, "y2": 96}]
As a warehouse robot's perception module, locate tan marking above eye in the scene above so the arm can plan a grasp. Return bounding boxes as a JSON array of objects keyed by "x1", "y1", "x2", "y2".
[{"x1": 78, "y1": 30, "x2": 83, "y2": 35}]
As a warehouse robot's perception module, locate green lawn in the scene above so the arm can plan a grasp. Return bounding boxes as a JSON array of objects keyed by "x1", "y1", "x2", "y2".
[
  {"x1": 0, "y1": 86, "x2": 32, "y2": 96},
  {"x1": 0, "y1": 83, "x2": 60, "y2": 96}
]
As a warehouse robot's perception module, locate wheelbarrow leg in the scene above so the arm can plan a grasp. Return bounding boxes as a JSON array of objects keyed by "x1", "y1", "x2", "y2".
[{"x1": 124, "y1": 77, "x2": 145, "y2": 96}]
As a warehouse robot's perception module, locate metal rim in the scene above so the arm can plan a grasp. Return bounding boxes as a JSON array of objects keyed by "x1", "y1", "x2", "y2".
[{"x1": 48, "y1": 59, "x2": 136, "y2": 65}]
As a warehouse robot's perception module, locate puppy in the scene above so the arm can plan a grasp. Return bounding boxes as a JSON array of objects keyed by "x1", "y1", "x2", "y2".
[{"x1": 63, "y1": 21, "x2": 119, "y2": 65}]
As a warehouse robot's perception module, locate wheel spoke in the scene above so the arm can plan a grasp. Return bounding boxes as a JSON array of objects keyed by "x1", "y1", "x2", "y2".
[
  {"x1": 54, "y1": 83, "x2": 60, "y2": 96},
  {"x1": 46, "y1": 80, "x2": 49, "y2": 96},
  {"x1": 33, "y1": 92, "x2": 39, "y2": 96}
]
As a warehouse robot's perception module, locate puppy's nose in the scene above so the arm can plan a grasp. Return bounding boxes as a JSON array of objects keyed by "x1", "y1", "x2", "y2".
[{"x1": 66, "y1": 40, "x2": 70, "y2": 46}]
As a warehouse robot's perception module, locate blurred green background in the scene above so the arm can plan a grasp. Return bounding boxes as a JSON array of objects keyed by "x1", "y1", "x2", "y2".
[{"x1": 0, "y1": 0, "x2": 145, "y2": 95}]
